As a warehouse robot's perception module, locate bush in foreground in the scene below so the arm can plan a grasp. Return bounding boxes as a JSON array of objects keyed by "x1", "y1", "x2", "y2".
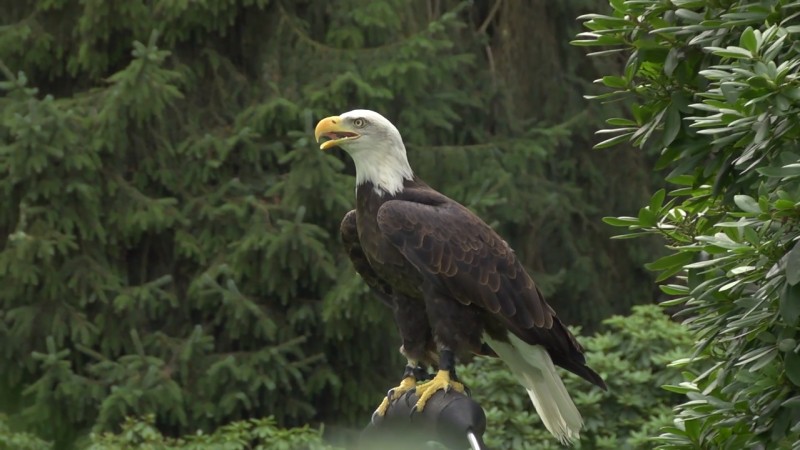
[{"x1": 578, "y1": 0, "x2": 800, "y2": 447}]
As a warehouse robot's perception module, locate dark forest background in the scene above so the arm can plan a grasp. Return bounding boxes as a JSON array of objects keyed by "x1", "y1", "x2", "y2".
[{"x1": 0, "y1": 0, "x2": 674, "y2": 448}]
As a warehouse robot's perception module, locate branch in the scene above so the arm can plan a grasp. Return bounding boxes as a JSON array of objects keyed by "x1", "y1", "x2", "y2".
[{"x1": 477, "y1": 0, "x2": 502, "y2": 35}]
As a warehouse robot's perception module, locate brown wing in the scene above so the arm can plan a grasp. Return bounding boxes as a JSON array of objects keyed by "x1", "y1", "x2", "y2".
[
  {"x1": 341, "y1": 209, "x2": 439, "y2": 365},
  {"x1": 340, "y1": 210, "x2": 393, "y2": 306},
  {"x1": 376, "y1": 196, "x2": 606, "y2": 389},
  {"x1": 376, "y1": 199, "x2": 554, "y2": 329}
]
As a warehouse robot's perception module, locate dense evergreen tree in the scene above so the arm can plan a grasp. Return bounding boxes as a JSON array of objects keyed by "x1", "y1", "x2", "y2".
[{"x1": 1, "y1": 0, "x2": 658, "y2": 447}]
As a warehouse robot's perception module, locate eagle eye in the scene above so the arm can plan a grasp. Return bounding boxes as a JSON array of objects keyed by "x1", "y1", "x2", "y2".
[{"x1": 353, "y1": 118, "x2": 367, "y2": 128}]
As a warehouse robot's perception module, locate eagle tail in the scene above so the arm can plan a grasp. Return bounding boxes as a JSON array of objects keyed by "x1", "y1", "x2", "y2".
[{"x1": 484, "y1": 333, "x2": 582, "y2": 445}]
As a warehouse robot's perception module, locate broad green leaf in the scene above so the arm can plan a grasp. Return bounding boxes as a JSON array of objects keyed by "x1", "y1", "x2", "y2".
[
  {"x1": 784, "y1": 87, "x2": 800, "y2": 101},
  {"x1": 729, "y1": 265, "x2": 756, "y2": 275},
  {"x1": 664, "y1": 48, "x2": 680, "y2": 77},
  {"x1": 779, "y1": 339, "x2": 797, "y2": 353},
  {"x1": 662, "y1": 384, "x2": 696, "y2": 394},
  {"x1": 757, "y1": 164, "x2": 800, "y2": 178},
  {"x1": 781, "y1": 283, "x2": 800, "y2": 325},
  {"x1": 660, "y1": 284, "x2": 690, "y2": 295},
  {"x1": 782, "y1": 396, "x2": 800, "y2": 408},
  {"x1": 663, "y1": 104, "x2": 681, "y2": 146},
  {"x1": 593, "y1": 132, "x2": 634, "y2": 149},
  {"x1": 734, "y1": 195, "x2": 761, "y2": 214},
  {"x1": 602, "y1": 216, "x2": 640, "y2": 227},
  {"x1": 707, "y1": 46, "x2": 753, "y2": 59},
  {"x1": 650, "y1": 189, "x2": 667, "y2": 212},
  {"x1": 675, "y1": 9, "x2": 703, "y2": 22},
  {"x1": 684, "y1": 256, "x2": 733, "y2": 269},
  {"x1": 785, "y1": 351, "x2": 800, "y2": 387},
  {"x1": 638, "y1": 206, "x2": 657, "y2": 227},
  {"x1": 601, "y1": 75, "x2": 628, "y2": 88},
  {"x1": 645, "y1": 252, "x2": 694, "y2": 271},
  {"x1": 786, "y1": 241, "x2": 800, "y2": 286},
  {"x1": 748, "y1": 348, "x2": 778, "y2": 372},
  {"x1": 660, "y1": 296, "x2": 689, "y2": 306},
  {"x1": 610, "y1": 232, "x2": 655, "y2": 240},
  {"x1": 746, "y1": 75, "x2": 770, "y2": 88},
  {"x1": 739, "y1": 27, "x2": 758, "y2": 54},
  {"x1": 667, "y1": 174, "x2": 696, "y2": 186}
]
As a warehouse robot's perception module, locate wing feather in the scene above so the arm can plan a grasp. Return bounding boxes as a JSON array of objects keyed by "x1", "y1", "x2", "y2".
[
  {"x1": 340, "y1": 210, "x2": 393, "y2": 306},
  {"x1": 376, "y1": 196, "x2": 607, "y2": 390},
  {"x1": 377, "y1": 199, "x2": 552, "y2": 330}
]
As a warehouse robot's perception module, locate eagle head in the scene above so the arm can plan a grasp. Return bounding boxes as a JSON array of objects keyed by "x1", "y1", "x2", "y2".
[{"x1": 315, "y1": 109, "x2": 413, "y2": 195}]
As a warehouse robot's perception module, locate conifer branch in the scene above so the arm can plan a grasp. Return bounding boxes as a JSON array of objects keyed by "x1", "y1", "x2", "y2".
[
  {"x1": 276, "y1": 3, "x2": 408, "y2": 54},
  {"x1": 275, "y1": 1, "x2": 467, "y2": 55},
  {"x1": 408, "y1": 111, "x2": 589, "y2": 152},
  {"x1": 0, "y1": 59, "x2": 14, "y2": 82}
]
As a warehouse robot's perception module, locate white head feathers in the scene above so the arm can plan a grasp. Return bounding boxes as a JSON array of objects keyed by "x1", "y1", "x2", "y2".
[{"x1": 328, "y1": 109, "x2": 414, "y2": 196}]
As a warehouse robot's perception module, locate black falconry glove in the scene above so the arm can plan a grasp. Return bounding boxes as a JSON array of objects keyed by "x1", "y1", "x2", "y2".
[{"x1": 361, "y1": 389, "x2": 488, "y2": 450}]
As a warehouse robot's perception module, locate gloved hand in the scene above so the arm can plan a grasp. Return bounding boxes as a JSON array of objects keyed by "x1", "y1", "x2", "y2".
[{"x1": 361, "y1": 389, "x2": 487, "y2": 450}]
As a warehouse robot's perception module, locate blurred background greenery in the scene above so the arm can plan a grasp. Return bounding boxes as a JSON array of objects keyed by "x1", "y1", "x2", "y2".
[{"x1": 0, "y1": 0, "x2": 698, "y2": 449}]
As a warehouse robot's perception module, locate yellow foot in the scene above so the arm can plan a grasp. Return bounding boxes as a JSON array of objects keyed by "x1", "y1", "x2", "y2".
[
  {"x1": 374, "y1": 376, "x2": 417, "y2": 417},
  {"x1": 413, "y1": 370, "x2": 465, "y2": 412}
]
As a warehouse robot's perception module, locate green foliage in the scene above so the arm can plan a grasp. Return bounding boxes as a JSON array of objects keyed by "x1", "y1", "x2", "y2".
[
  {"x1": 1, "y1": 0, "x2": 660, "y2": 447},
  {"x1": 460, "y1": 305, "x2": 693, "y2": 449},
  {"x1": 0, "y1": 415, "x2": 51, "y2": 450},
  {"x1": 0, "y1": 6, "x2": 395, "y2": 446},
  {"x1": 86, "y1": 415, "x2": 338, "y2": 450},
  {"x1": 27, "y1": 306, "x2": 690, "y2": 450},
  {"x1": 578, "y1": 0, "x2": 800, "y2": 447}
]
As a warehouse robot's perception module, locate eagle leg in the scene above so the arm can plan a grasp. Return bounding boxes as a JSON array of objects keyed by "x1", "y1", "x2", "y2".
[
  {"x1": 373, "y1": 363, "x2": 426, "y2": 417},
  {"x1": 412, "y1": 348, "x2": 466, "y2": 412}
]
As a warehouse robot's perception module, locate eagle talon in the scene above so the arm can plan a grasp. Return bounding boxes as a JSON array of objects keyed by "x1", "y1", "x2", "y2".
[
  {"x1": 412, "y1": 369, "x2": 466, "y2": 412},
  {"x1": 373, "y1": 376, "x2": 417, "y2": 417}
]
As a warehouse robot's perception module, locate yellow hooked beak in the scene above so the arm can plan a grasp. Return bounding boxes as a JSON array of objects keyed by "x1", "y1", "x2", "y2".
[{"x1": 314, "y1": 116, "x2": 361, "y2": 150}]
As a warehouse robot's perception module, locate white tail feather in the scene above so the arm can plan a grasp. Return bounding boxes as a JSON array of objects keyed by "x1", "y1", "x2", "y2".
[{"x1": 484, "y1": 333, "x2": 583, "y2": 445}]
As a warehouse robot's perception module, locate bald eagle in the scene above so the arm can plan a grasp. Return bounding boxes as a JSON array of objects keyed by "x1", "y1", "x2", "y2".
[{"x1": 315, "y1": 110, "x2": 606, "y2": 444}]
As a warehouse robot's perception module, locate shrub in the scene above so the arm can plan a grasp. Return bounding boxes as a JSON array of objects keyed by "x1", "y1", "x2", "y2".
[
  {"x1": 86, "y1": 416, "x2": 338, "y2": 450},
  {"x1": 0, "y1": 415, "x2": 51, "y2": 450},
  {"x1": 577, "y1": 0, "x2": 800, "y2": 447}
]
